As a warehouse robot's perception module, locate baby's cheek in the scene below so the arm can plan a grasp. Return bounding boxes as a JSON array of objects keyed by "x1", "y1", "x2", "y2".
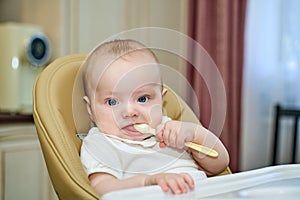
[{"x1": 148, "y1": 104, "x2": 164, "y2": 126}]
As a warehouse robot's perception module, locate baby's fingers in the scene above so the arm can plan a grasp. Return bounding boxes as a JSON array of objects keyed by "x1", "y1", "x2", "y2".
[
  {"x1": 182, "y1": 173, "x2": 195, "y2": 189},
  {"x1": 159, "y1": 141, "x2": 167, "y2": 148},
  {"x1": 155, "y1": 124, "x2": 164, "y2": 141},
  {"x1": 167, "y1": 179, "x2": 187, "y2": 194},
  {"x1": 156, "y1": 178, "x2": 169, "y2": 192}
]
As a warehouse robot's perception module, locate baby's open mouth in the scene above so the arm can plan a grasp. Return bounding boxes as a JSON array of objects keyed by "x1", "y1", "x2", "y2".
[{"x1": 122, "y1": 124, "x2": 153, "y2": 140}]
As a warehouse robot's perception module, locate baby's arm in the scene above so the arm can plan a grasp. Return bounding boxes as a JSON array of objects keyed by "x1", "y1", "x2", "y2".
[
  {"x1": 156, "y1": 120, "x2": 230, "y2": 176},
  {"x1": 89, "y1": 172, "x2": 194, "y2": 196}
]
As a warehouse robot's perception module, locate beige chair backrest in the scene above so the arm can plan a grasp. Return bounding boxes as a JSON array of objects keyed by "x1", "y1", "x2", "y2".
[{"x1": 33, "y1": 54, "x2": 230, "y2": 200}]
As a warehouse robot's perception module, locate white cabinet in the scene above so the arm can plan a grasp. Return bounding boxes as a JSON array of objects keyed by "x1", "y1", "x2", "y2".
[{"x1": 0, "y1": 123, "x2": 58, "y2": 200}]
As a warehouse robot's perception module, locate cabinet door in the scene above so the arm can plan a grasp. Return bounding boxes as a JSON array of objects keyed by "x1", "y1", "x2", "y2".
[{"x1": 0, "y1": 124, "x2": 58, "y2": 200}]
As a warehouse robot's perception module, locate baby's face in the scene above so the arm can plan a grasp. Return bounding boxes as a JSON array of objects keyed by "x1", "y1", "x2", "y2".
[{"x1": 88, "y1": 53, "x2": 165, "y2": 141}]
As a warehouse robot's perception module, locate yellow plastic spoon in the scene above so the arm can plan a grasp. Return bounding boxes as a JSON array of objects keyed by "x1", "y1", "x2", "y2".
[{"x1": 134, "y1": 124, "x2": 218, "y2": 157}]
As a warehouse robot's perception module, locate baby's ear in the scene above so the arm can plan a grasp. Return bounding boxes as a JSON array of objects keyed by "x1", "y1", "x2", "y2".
[{"x1": 83, "y1": 96, "x2": 94, "y2": 121}]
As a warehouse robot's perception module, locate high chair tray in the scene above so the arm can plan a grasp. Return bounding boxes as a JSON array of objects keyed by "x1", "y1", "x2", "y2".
[{"x1": 102, "y1": 164, "x2": 300, "y2": 200}]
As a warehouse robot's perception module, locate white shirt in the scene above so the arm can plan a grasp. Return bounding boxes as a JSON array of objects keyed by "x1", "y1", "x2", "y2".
[{"x1": 80, "y1": 117, "x2": 206, "y2": 181}]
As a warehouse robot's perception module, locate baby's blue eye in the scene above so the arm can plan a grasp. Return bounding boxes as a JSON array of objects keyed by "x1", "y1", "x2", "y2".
[
  {"x1": 137, "y1": 96, "x2": 149, "y2": 103},
  {"x1": 106, "y1": 99, "x2": 118, "y2": 106}
]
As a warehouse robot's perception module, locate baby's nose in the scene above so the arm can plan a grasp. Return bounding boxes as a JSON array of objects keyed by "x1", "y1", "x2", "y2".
[{"x1": 122, "y1": 103, "x2": 139, "y2": 118}]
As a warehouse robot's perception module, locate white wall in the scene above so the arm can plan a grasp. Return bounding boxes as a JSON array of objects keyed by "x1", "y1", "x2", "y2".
[{"x1": 76, "y1": 0, "x2": 188, "y2": 75}]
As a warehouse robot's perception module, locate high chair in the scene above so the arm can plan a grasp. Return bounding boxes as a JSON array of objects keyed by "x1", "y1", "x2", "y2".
[{"x1": 33, "y1": 54, "x2": 231, "y2": 200}]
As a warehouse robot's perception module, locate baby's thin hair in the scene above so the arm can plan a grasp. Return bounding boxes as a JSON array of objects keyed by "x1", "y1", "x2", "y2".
[
  {"x1": 109, "y1": 39, "x2": 143, "y2": 55},
  {"x1": 82, "y1": 39, "x2": 159, "y2": 96},
  {"x1": 95, "y1": 39, "x2": 157, "y2": 60}
]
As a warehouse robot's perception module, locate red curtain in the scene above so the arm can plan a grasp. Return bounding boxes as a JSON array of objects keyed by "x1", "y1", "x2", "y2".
[{"x1": 187, "y1": 0, "x2": 247, "y2": 172}]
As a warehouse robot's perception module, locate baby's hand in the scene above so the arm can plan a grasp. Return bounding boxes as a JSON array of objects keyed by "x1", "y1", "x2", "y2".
[
  {"x1": 156, "y1": 121, "x2": 196, "y2": 149},
  {"x1": 145, "y1": 173, "x2": 194, "y2": 194}
]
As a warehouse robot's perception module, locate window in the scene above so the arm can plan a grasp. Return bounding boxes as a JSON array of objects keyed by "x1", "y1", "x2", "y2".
[{"x1": 241, "y1": 0, "x2": 300, "y2": 171}]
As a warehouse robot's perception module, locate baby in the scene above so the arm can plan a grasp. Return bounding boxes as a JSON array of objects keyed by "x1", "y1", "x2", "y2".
[{"x1": 80, "y1": 39, "x2": 229, "y2": 196}]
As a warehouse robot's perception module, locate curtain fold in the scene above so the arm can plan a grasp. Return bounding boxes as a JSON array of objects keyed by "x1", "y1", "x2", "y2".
[{"x1": 187, "y1": 0, "x2": 247, "y2": 172}]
